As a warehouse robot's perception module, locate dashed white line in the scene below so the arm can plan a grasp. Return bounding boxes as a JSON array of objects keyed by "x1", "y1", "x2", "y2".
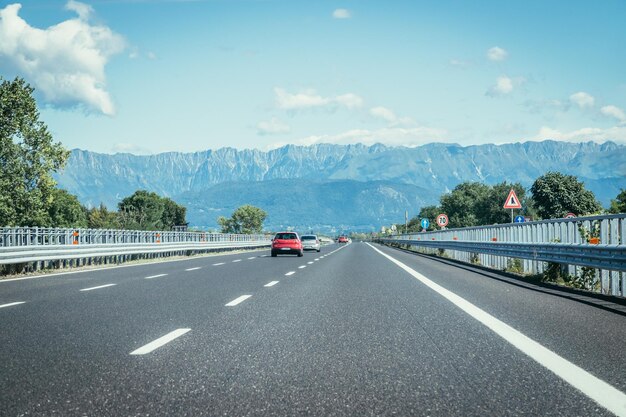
[
  {"x1": 0, "y1": 301, "x2": 25, "y2": 309},
  {"x1": 285, "y1": 271, "x2": 295, "y2": 276},
  {"x1": 314, "y1": 258, "x2": 320, "y2": 261},
  {"x1": 213, "y1": 262, "x2": 225, "y2": 266},
  {"x1": 145, "y1": 273, "x2": 168, "y2": 279},
  {"x1": 225, "y1": 295, "x2": 252, "y2": 306},
  {"x1": 130, "y1": 328, "x2": 191, "y2": 355},
  {"x1": 366, "y1": 242, "x2": 626, "y2": 417},
  {"x1": 264, "y1": 281, "x2": 279, "y2": 287},
  {"x1": 80, "y1": 283, "x2": 116, "y2": 292},
  {"x1": 248, "y1": 257, "x2": 256, "y2": 260},
  {"x1": 298, "y1": 265, "x2": 306, "y2": 269},
  {"x1": 185, "y1": 267, "x2": 201, "y2": 271},
  {"x1": 307, "y1": 261, "x2": 314, "y2": 264},
  {"x1": 232, "y1": 259, "x2": 242, "y2": 263}
]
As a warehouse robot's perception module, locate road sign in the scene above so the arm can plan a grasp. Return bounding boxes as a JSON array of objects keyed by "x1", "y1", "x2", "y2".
[
  {"x1": 564, "y1": 212, "x2": 576, "y2": 219},
  {"x1": 420, "y1": 218, "x2": 430, "y2": 229},
  {"x1": 514, "y1": 215, "x2": 525, "y2": 223},
  {"x1": 436, "y1": 213, "x2": 449, "y2": 227},
  {"x1": 503, "y1": 189, "x2": 522, "y2": 209}
]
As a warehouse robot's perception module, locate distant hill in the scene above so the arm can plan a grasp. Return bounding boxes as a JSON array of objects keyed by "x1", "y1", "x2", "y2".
[{"x1": 54, "y1": 140, "x2": 626, "y2": 231}]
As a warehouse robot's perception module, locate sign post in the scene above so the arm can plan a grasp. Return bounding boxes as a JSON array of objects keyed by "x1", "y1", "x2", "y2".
[{"x1": 503, "y1": 189, "x2": 522, "y2": 223}]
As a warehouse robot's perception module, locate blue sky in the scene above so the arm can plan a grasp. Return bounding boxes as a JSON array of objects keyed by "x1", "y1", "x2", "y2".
[{"x1": 1, "y1": 0, "x2": 625, "y2": 154}]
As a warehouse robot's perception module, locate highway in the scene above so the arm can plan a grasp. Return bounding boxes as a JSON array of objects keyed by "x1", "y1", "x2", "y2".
[{"x1": 1, "y1": 242, "x2": 626, "y2": 416}]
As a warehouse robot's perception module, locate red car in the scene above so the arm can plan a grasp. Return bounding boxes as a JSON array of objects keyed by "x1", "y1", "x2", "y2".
[
  {"x1": 271, "y1": 232, "x2": 303, "y2": 257},
  {"x1": 338, "y1": 236, "x2": 349, "y2": 243}
]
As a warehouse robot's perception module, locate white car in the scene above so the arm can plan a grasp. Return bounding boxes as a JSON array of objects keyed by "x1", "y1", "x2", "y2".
[{"x1": 300, "y1": 234, "x2": 321, "y2": 252}]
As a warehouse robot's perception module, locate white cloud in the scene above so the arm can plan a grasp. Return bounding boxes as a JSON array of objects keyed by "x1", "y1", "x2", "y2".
[
  {"x1": 569, "y1": 92, "x2": 595, "y2": 109},
  {"x1": 257, "y1": 118, "x2": 290, "y2": 136},
  {"x1": 487, "y1": 46, "x2": 508, "y2": 61},
  {"x1": 269, "y1": 126, "x2": 448, "y2": 149},
  {"x1": 600, "y1": 105, "x2": 626, "y2": 123},
  {"x1": 332, "y1": 9, "x2": 351, "y2": 19},
  {"x1": 486, "y1": 76, "x2": 514, "y2": 96},
  {"x1": 0, "y1": 2, "x2": 126, "y2": 115},
  {"x1": 370, "y1": 106, "x2": 397, "y2": 123},
  {"x1": 274, "y1": 88, "x2": 363, "y2": 111},
  {"x1": 534, "y1": 126, "x2": 626, "y2": 144}
]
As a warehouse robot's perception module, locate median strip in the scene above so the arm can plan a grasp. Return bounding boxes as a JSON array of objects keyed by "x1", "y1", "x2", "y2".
[
  {"x1": 80, "y1": 284, "x2": 116, "y2": 292},
  {"x1": 130, "y1": 328, "x2": 191, "y2": 355},
  {"x1": 0, "y1": 301, "x2": 25, "y2": 309},
  {"x1": 225, "y1": 295, "x2": 252, "y2": 306}
]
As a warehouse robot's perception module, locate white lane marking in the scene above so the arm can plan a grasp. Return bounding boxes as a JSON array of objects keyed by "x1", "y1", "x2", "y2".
[
  {"x1": 248, "y1": 257, "x2": 256, "y2": 260},
  {"x1": 285, "y1": 271, "x2": 295, "y2": 276},
  {"x1": 185, "y1": 267, "x2": 201, "y2": 271},
  {"x1": 232, "y1": 259, "x2": 242, "y2": 263},
  {"x1": 80, "y1": 283, "x2": 116, "y2": 292},
  {"x1": 298, "y1": 265, "x2": 306, "y2": 269},
  {"x1": 314, "y1": 258, "x2": 320, "y2": 261},
  {"x1": 366, "y1": 243, "x2": 626, "y2": 417},
  {"x1": 213, "y1": 262, "x2": 225, "y2": 266},
  {"x1": 145, "y1": 274, "x2": 168, "y2": 279},
  {"x1": 130, "y1": 328, "x2": 191, "y2": 355},
  {"x1": 307, "y1": 262, "x2": 314, "y2": 265},
  {"x1": 225, "y1": 295, "x2": 252, "y2": 306},
  {"x1": 0, "y1": 301, "x2": 25, "y2": 309},
  {"x1": 264, "y1": 281, "x2": 279, "y2": 287}
]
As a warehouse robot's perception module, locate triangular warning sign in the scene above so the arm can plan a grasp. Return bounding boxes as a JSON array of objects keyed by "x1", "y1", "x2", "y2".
[{"x1": 503, "y1": 189, "x2": 522, "y2": 209}]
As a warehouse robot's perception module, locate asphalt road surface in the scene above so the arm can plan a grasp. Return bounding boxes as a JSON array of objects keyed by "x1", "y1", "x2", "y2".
[{"x1": 1, "y1": 242, "x2": 626, "y2": 416}]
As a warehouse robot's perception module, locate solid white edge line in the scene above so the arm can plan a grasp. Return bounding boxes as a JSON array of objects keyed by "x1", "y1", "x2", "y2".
[
  {"x1": 0, "y1": 301, "x2": 26, "y2": 309},
  {"x1": 0, "y1": 248, "x2": 269, "y2": 283},
  {"x1": 264, "y1": 281, "x2": 279, "y2": 287},
  {"x1": 185, "y1": 267, "x2": 201, "y2": 271},
  {"x1": 365, "y1": 243, "x2": 626, "y2": 417},
  {"x1": 145, "y1": 273, "x2": 168, "y2": 279},
  {"x1": 225, "y1": 294, "x2": 252, "y2": 306},
  {"x1": 130, "y1": 328, "x2": 191, "y2": 355},
  {"x1": 80, "y1": 283, "x2": 117, "y2": 292},
  {"x1": 285, "y1": 271, "x2": 295, "y2": 276}
]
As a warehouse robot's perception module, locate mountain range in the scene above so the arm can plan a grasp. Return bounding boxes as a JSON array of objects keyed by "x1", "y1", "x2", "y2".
[{"x1": 54, "y1": 140, "x2": 626, "y2": 232}]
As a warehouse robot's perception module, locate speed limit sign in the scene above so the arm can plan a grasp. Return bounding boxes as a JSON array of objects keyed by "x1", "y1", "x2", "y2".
[{"x1": 436, "y1": 213, "x2": 449, "y2": 228}]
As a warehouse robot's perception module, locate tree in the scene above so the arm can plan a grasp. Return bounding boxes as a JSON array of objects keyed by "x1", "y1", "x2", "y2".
[
  {"x1": 117, "y1": 190, "x2": 187, "y2": 230},
  {"x1": 0, "y1": 77, "x2": 69, "y2": 226},
  {"x1": 609, "y1": 189, "x2": 626, "y2": 214},
  {"x1": 88, "y1": 203, "x2": 120, "y2": 229},
  {"x1": 406, "y1": 205, "x2": 441, "y2": 232},
  {"x1": 48, "y1": 188, "x2": 88, "y2": 228},
  {"x1": 440, "y1": 182, "x2": 490, "y2": 228},
  {"x1": 218, "y1": 205, "x2": 267, "y2": 234},
  {"x1": 530, "y1": 172, "x2": 602, "y2": 219}
]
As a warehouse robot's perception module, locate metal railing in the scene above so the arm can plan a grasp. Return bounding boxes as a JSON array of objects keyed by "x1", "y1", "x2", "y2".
[
  {"x1": 0, "y1": 227, "x2": 272, "y2": 266},
  {"x1": 378, "y1": 214, "x2": 626, "y2": 297}
]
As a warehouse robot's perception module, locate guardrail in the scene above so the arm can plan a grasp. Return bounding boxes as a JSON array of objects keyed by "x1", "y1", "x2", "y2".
[
  {"x1": 0, "y1": 227, "x2": 272, "y2": 270},
  {"x1": 378, "y1": 214, "x2": 626, "y2": 297}
]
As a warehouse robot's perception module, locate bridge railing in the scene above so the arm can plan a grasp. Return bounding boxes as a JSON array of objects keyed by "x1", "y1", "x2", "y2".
[
  {"x1": 378, "y1": 214, "x2": 626, "y2": 297},
  {"x1": 0, "y1": 227, "x2": 272, "y2": 266}
]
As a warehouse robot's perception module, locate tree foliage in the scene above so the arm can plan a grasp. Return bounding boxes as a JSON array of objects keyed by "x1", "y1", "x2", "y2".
[
  {"x1": 218, "y1": 205, "x2": 267, "y2": 234},
  {"x1": 530, "y1": 172, "x2": 602, "y2": 219},
  {"x1": 87, "y1": 203, "x2": 120, "y2": 229},
  {"x1": 609, "y1": 189, "x2": 626, "y2": 214},
  {"x1": 0, "y1": 77, "x2": 69, "y2": 226},
  {"x1": 117, "y1": 190, "x2": 187, "y2": 230},
  {"x1": 440, "y1": 182, "x2": 490, "y2": 228},
  {"x1": 47, "y1": 188, "x2": 88, "y2": 228}
]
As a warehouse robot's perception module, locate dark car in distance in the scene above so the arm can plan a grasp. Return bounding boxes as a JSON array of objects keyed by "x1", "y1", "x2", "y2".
[{"x1": 271, "y1": 232, "x2": 303, "y2": 257}]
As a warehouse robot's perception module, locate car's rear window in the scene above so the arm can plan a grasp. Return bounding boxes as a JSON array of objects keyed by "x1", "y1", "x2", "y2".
[
  {"x1": 301, "y1": 235, "x2": 316, "y2": 240},
  {"x1": 275, "y1": 233, "x2": 297, "y2": 240}
]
